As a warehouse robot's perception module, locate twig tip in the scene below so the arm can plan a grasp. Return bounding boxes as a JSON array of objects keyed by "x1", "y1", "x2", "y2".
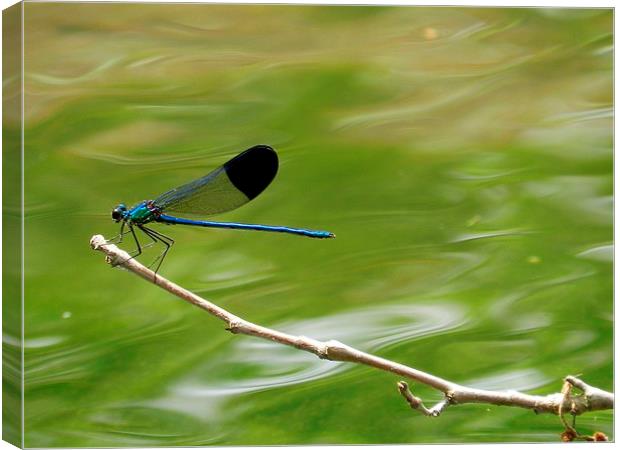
[{"x1": 90, "y1": 234, "x2": 107, "y2": 250}]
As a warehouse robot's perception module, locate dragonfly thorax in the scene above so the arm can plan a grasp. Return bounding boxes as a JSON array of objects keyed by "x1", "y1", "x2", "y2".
[{"x1": 114, "y1": 200, "x2": 162, "y2": 225}]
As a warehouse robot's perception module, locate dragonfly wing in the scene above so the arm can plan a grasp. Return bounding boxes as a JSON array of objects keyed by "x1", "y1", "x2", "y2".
[{"x1": 154, "y1": 145, "x2": 278, "y2": 216}]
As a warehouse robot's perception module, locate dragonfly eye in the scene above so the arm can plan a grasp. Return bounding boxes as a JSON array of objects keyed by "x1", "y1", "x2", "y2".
[{"x1": 112, "y1": 204, "x2": 127, "y2": 222}]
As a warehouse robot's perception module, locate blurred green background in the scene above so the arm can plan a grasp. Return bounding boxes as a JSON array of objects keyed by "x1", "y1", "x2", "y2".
[{"x1": 14, "y1": 3, "x2": 613, "y2": 445}]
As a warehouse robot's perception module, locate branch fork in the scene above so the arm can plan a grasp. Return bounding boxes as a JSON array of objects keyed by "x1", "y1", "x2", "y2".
[{"x1": 397, "y1": 381, "x2": 451, "y2": 416}]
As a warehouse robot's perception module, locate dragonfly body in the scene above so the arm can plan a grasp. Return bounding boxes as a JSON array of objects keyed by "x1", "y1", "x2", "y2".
[
  {"x1": 113, "y1": 201, "x2": 159, "y2": 225},
  {"x1": 110, "y1": 145, "x2": 334, "y2": 273}
]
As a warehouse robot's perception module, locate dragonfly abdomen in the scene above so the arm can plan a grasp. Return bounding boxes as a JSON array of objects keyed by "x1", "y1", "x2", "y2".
[{"x1": 156, "y1": 214, "x2": 335, "y2": 238}]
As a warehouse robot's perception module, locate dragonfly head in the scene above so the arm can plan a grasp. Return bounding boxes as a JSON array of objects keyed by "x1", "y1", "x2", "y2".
[{"x1": 112, "y1": 203, "x2": 127, "y2": 222}]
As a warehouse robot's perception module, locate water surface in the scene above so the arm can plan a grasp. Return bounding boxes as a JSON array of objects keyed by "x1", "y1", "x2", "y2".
[{"x1": 15, "y1": 4, "x2": 613, "y2": 445}]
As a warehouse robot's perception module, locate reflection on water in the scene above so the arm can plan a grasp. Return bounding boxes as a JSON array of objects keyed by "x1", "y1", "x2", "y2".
[
  {"x1": 577, "y1": 243, "x2": 613, "y2": 263},
  {"x1": 18, "y1": 3, "x2": 612, "y2": 446},
  {"x1": 465, "y1": 368, "x2": 549, "y2": 392},
  {"x1": 149, "y1": 301, "x2": 466, "y2": 415}
]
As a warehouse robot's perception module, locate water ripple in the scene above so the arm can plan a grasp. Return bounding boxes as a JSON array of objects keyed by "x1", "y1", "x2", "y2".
[
  {"x1": 546, "y1": 107, "x2": 613, "y2": 124},
  {"x1": 146, "y1": 301, "x2": 468, "y2": 419},
  {"x1": 28, "y1": 57, "x2": 123, "y2": 86},
  {"x1": 576, "y1": 243, "x2": 613, "y2": 263},
  {"x1": 193, "y1": 251, "x2": 276, "y2": 292},
  {"x1": 488, "y1": 266, "x2": 597, "y2": 321},
  {"x1": 523, "y1": 176, "x2": 612, "y2": 225},
  {"x1": 465, "y1": 368, "x2": 550, "y2": 392},
  {"x1": 451, "y1": 229, "x2": 533, "y2": 243},
  {"x1": 25, "y1": 318, "x2": 187, "y2": 388},
  {"x1": 69, "y1": 148, "x2": 212, "y2": 166},
  {"x1": 334, "y1": 79, "x2": 500, "y2": 130}
]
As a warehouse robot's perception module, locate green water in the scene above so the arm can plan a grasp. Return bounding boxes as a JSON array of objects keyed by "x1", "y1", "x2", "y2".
[{"x1": 13, "y1": 3, "x2": 613, "y2": 445}]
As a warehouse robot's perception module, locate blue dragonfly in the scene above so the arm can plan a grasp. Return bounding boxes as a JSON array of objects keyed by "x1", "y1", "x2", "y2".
[{"x1": 110, "y1": 145, "x2": 334, "y2": 273}]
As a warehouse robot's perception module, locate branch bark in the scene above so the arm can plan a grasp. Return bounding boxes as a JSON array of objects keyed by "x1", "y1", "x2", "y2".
[{"x1": 90, "y1": 234, "x2": 613, "y2": 418}]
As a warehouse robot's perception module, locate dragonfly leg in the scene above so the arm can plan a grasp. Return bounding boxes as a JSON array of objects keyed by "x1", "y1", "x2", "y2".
[
  {"x1": 129, "y1": 224, "x2": 143, "y2": 258},
  {"x1": 114, "y1": 224, "x2": 161, "y2": 270},
  {"x1": 106, "y1": 222, "x2": 131, "y2": 244},
  {"x1": 138, "y1": 228, "x2": 167, "y2": 280},
  {"x1": 141, "y1": 227, "x2": 159, "y2": 250},
  {"x1": 144, "y1": 226, "x2": 175, "y2": 246},
  {"x1": 139, "y1": 225, "x2": 175, "y2": 276},
  {"x1": 114, "y1": 224, "x2": 144, "y2": 267}
]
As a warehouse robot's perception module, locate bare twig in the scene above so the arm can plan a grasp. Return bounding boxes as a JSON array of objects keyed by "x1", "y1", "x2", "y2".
[
  {"x1": 397, "y1": 381, "x2": 451, "y2": 416},
  {"x1": 90, "y1": 235, "x2": 614, "y2": 419}
]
